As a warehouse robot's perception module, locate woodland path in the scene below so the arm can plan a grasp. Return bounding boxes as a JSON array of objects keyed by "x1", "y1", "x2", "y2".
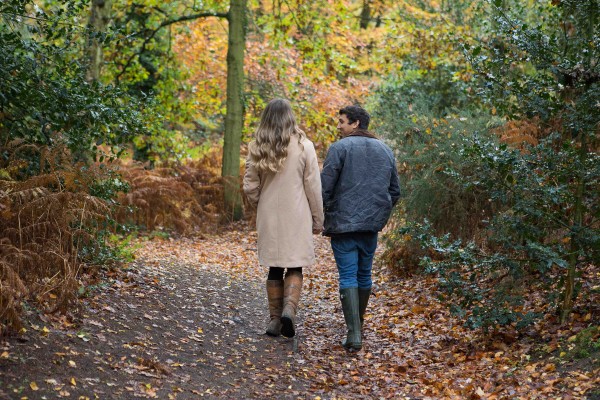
[{"x1": 1, "y1": 223, "x2": 598, "y2": 399}]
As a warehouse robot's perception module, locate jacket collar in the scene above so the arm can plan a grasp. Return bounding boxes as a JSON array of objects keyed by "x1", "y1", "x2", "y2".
[{"x1": 346, "y1": 129, "x2": 378, "y2": 139}]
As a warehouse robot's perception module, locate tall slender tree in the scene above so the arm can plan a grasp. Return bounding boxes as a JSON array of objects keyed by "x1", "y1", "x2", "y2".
[
  {"x1": 99, "y1": 1, "x2": 247, "y2": 219},
  {"x1": 222, "y1": 0, "x2": 247, "y2": 221}
]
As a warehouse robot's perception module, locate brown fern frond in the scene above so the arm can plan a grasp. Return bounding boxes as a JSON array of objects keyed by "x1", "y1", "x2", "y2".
[
  {"x1": 6, "y1": 174, "x2": 60, "y2": 192},
  {"x1": 115, "y1": 148, "x2": 224, "y2": 234},
  {"x1": 0, "y1": 261, "x2": 28, "y2": 331},
  {"x1": 0, "y1": 186, "x2": 50, "y2": 206},
  {"x1": 494, "y1": 119, "x2": 541, "y2": 149},
  {"x1": 0, "y1": 136, "x2": 117, "y2": 332}
]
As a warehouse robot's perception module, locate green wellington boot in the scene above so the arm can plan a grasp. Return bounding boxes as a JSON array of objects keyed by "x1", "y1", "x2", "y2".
[
  {"x1": 358, "y1": 287, "x2": 372, "y2": 329},
  {"x1": 340, "y1": 287, "x2": 362, "y2": 351}
]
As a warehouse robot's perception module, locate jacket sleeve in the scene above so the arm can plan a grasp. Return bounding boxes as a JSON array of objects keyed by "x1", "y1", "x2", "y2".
[
  {"x1": 303, "y1": 141, "x2": 324, "y2": 230},
  {"x1": 389, "y1": 158, "x2": 401, "y2": 207},
  {"x1": 321, "y1": 143, "x2": 343, "y2": 211},
  {"x1": 242, "y1": 156, "x2": 261, "y2": 208}
]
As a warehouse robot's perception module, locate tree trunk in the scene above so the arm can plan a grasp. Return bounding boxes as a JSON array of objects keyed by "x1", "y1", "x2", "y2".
[
  {"x1": 222, "y1": 0, "x2": 247, "y2": 221},
  {"x1": 559, "y1": 3, "x2": 595, "y2": 322},
  {"x1": 559, "y1": 138, "x2": 586, "y2": 324},
  {"x1": 86, "y1": 0, "x2": 112, "y2": 82},
  {"x1": 360, "y1": 0, "x2": 371, "y2": 29}
]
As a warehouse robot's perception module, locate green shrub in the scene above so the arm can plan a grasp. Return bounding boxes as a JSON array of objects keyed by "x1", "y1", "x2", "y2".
[
  {"x1": 0, "y1": 0, "x2": 153, "y2": 332},
  {"x1": 379, "y1": 0, "x2": 600, "y2": 330},
  {"x1": 372, "y1": 66, "x2": 495, "y2": 242}
]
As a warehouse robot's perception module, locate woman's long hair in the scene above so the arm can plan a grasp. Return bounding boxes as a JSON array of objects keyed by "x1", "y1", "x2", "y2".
[{"x1": 248, "y1": 98, "x2": 306, "y2": 173}]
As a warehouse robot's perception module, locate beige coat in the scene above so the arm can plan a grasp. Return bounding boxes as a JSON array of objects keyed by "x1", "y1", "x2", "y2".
[{"x1": 243, "y1": 136, "x2": 324, "y2": 268}]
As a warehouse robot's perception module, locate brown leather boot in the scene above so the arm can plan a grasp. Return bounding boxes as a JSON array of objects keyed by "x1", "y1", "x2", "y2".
[
  {"x1": 266, "y1": 280, "x2": 284, "y2": 336},
  {"x1": 280, "y1": 270, "x2": 303, "y2": 338}
]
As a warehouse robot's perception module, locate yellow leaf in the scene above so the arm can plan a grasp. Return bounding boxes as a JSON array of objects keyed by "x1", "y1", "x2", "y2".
[
  {"x1": 30, "y1": 382, "x2": 39, "y2": 391},
  {"x1": 49, "y1": 293, "x2": 57, "y2": 299},
  {"x1": 197, "y1": 328, "x2": 203, "y2": 334},
  {"x1": 544, "y1": 364, "x2": 556, "y2": 372},
  {"x1": 42, "y1": 326, "x2": 50, "y2": 335},
  {"x1": 70, "y1": 377, "x2": 76, "y2": 386},
  {"x1": 68, "y1": 360, "x2": 76, "y2": 367},
  {"x1": 0, "y1": 351, "x2": 9, "y2": 358}
]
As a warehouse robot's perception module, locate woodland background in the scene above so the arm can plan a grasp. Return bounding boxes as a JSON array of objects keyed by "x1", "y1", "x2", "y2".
[{"x1": 0, "y1": 0, "x2": 598, "y2": 370}]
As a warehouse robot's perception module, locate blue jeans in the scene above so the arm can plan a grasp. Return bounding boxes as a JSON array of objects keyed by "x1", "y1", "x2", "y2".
[{"x1": 331, "y1": 232, "x2": 378, "y2": 290}]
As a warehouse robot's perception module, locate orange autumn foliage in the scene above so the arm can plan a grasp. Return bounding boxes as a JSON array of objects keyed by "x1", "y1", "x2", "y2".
[{"x1": 0, "y1": 139, "x2": 112, "y2": 332}]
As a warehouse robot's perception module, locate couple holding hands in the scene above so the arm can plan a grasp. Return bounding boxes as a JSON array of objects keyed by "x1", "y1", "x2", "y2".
[{"x1": 243, "y1": 99, "x2": 400, "y2": 351}]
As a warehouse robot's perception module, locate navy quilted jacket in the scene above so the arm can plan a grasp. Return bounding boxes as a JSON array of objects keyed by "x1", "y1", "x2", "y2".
[{"x1": 321, "y1": 135, "x2": 400, "y2": 236}]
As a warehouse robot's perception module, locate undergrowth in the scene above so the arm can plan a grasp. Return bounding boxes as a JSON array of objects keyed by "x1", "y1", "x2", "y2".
[
  {"x1": 115, "y1": 146, "x2": 224, "y2": 234},
  {"x1": 0, "y1": 139, "x2": 118, "y2": 332}
]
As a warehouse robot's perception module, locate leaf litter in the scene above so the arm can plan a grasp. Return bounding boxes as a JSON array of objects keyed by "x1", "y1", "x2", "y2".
[{"x1": 0, "y1": 222, "x2": 597, "y2": 399}]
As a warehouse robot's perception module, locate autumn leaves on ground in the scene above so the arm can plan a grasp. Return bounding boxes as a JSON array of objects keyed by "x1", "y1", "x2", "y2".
[{"x1": 1, "y1": 224, "x2": 597, "y2": 399}]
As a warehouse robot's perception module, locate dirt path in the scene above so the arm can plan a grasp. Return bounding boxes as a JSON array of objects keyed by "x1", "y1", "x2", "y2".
[
  {"x1": 1, "y1": 224, "x2": 598, "y2": 399},
  {"x1": 0, "y1": 236, "x2": 309, "y2": 399}
]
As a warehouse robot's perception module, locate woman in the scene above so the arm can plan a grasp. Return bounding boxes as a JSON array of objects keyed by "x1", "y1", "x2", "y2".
[{"x1": 243, "y1": 98, "x2": 324, "y2": 338}]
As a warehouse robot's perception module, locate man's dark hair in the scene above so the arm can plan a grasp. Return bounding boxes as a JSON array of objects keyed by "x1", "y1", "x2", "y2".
[{"x1": 339, "y1": 105, "x2": 370, "y2": 130}]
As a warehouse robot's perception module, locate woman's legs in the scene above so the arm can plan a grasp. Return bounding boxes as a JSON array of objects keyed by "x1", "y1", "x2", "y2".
[
  {"x1": 267, "y1": 267, "x2": 285, "y2": 280},
  {"x1": 281, "y1": 267, "x2": 303, "y2": 338},
  {"x1": 267, "y1": 267, "x2": 303, "y2": 280},
  {"x1": 265, "y1": 267, "x2": 303, "y2": 337},
  {"x1": 265, "y1": 268, "x2": 284, "y2": 336}
]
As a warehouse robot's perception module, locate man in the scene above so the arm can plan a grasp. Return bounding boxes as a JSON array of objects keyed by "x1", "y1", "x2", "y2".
[{"x1": 321, "y1": 105, "x2": 400, "y2": 351}]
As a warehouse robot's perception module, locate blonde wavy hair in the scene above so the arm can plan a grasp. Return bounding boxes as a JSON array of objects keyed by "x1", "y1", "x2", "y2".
[{"x1": 248, "y1": 98, "x2": 306, "y2": 173}]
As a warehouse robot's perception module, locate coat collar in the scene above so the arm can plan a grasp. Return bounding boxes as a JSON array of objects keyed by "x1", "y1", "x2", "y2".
[{"x1": 346, "y1": 129, "x2": 378, "y2": 139}]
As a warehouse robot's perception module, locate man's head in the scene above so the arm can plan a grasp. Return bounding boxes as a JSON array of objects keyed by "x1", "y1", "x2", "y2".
[{"x1": 337, "y1": 105, "x2": 370, "y2": 136}]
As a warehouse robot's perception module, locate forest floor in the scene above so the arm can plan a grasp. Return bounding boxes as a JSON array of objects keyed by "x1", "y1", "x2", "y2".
[{"x1": 1, "y1": 222, "x2": 599, "y2": 399}]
